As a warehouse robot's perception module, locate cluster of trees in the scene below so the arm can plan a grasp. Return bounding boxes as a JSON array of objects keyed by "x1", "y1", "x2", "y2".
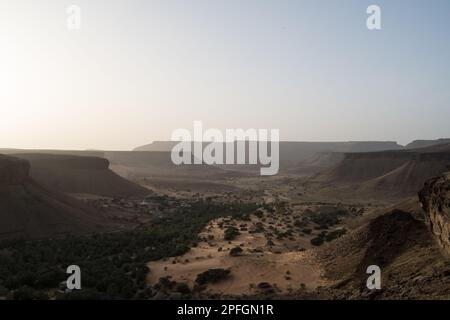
[
  {"x1": 306, "y1": 211, "x2": 342, "y2": 229},
  {"x1": 229, "y1": 246, "x2": 243, "y2": 256},
  {"x1": 224, "y1": 226, "x2": 240, "y2": 241},
  {"x1": 0, "y1": 199, "x2": 258, "y2": 300},
  {"x1": 195, "y1": 269, "x2": 230, "y2": 286},
  {"x1": 310, "y1": 228, "x2": 347, "y2": 246}
]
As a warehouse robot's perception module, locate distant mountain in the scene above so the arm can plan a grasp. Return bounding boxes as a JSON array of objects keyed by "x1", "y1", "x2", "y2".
[
  {"x1": 13, "y1": 154, "x2": 149, "y2": 197},
  {"x1": 405, "y1": 138, "x2": 450, "y2": 149},
  {"x1": 277, "y1": 141, "x2": 402, "y2": 167},
  {"x1": 133, "y1": 141, "x2": 179, "y2": 152},
  {"x1": 0, "y1": 154, "x2": 107, "y2": 240},
  {"x1": 0, "y1": 148, "x2": 104, "y2": 158},
  {"x1": 133, "y1": 141, "x2": 403, "y2": 170}
]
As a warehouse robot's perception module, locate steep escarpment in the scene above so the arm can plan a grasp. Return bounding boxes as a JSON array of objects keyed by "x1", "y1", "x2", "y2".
[
  {"x1": 405, "y1": 138, "x2": 450, "y2": 149},
  {"x1": 419, "y1": 172, "x2": 450, "y2": 255},
  {"x1": 0, "y1": 155, "x2": 108, "y2": 239},
  {"x1": 312, "y1": 144, "x2": 450, "y2": 198},
  {"x1": 14, "y1": 154, "x2": 149, "y2": 197}
]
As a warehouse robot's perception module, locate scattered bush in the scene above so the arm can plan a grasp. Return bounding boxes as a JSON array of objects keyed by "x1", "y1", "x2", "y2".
[
  {"x1": 325, "y1": 228, "x2": 347, "y2": 242},
  {"x1": 195, "y1": 269, "x2": 230, "y2": 285},
  {"x1": 301, "y1": 228, "x2": 312, "y2": 235},
  {"x1": 174, "y1": 282, "x2": 191, "y2": 294},
  {"x1": 229, "y1": 246, "x2": 243, "y2": 256},
  {"x1": 254, "y1": 210, "x2": 264, "y2": 219},
  {"x1": 224, "y1": 226, "x2": 240, "y2": 241},
  {"x1": 307, "y1": 211, "x2": 340, "y2": 228},
  {"x1": 294, "y1": 219, "x2": 308, "y2": 228},
  {"x1": 310, "y1": 237, "x2": 324, "y2": 246}
]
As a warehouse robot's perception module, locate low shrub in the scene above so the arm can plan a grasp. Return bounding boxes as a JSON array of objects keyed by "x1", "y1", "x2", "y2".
[
  {"x1": 229, "y1": 246, "x2": 243, "y2": 256},
  {"x1": 195, "y1": 269, "x2": 230, "y2": 285}
]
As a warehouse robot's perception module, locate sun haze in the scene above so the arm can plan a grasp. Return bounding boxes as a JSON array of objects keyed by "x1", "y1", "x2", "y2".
[{"x1": 1, "y1": 0, "x2": 449, "y2": 150}]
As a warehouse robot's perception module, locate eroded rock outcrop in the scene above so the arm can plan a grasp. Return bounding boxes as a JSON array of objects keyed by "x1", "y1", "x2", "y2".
[
  {"x1": 419, "y1": 172, "x2": 450, "y2": 255},
  {"x1": 0, "y1": 154, "x2": 111, "y2": 240},
  {"x1": 12, "y1": 153, "x2": 149, "y2": 197}
]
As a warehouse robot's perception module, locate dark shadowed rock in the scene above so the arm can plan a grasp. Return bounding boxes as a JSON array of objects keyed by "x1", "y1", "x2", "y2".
[
  {"x1": 419, "y1": 172, "x2": 450, "y2": 255},
  {"x1": 0, "y1": 154, "x2": 113, "y2": 240},
  {"x1": 13, "y1": 153, "x2": 148, "y2": 197}
]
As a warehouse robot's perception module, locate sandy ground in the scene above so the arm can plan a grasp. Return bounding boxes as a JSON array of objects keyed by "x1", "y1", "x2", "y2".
[{"x1": 147, "y1": 216, "x2": 327, "y2": 296}]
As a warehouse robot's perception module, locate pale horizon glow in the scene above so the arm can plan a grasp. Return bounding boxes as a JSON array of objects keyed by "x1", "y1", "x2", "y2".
[{"x1": 1, "y1": 0, "x2": 449, "y2": 151}]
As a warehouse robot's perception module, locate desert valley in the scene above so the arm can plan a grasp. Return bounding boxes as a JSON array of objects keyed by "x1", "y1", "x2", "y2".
[{"x1": 0, "y1": 139, "x2": 449, "y2": 300}]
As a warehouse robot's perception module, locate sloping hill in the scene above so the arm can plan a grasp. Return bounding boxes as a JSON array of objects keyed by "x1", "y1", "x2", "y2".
[
  {"x1": 360, "y1": 158, "x2": 449, "y2": 195},
  {"x1": 317, "y1": 208, "x2": 450, "y2": 299},
  {"x1": 286, "y1": 152, "x2": 345, "y2": 176},
  {"x1": 311, "y1": 144, "x2": 450, "y2": 198},
  {"x1": 13, "y1": 154, "x2": 149, "y2": 197},
  {"x1": 104, "y1": 151, "x2": 243, "y2": 193},
  {"x1": 0, "y1": 155, "x2": 107, "y2": 240},
  {"x1": 105, "y1": 151, "x2": 233, "y2": 178},
  {"x1": 405, "y1": 138, "x2": 450, "y2": 149}
]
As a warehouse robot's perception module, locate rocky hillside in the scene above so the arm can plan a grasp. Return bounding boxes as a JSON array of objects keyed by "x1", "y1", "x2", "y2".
[
  {"x1": 419, "y1": 172, "x2": 450, "y2": 256},
  {"x1": 317, "y1": 208, "x2": 450, "y2": 299},
  {"x1": 0, "y1": 155, "x2": 109, "y2": 239},
  {"x1": 13, "y1": 154, "x2": 149, "y2": 197},
  {"x1": 311, "y1": 144, "x2": 450, "y2": 198}
]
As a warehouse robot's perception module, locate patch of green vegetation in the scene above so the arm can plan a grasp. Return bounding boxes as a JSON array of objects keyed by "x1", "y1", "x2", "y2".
[
  {"x1": 263, "y1": 204, "x2": 275, "y2": 213},
  {"x1": 229, "y1": 246, "x2": 243, "y2": 256},
  {"x1": 310, "y1": 228, "x2": 347, "y2": 246},
  {"x1": 324, "y1": 228, "x2": 347, "y2": 242},
  {"x1": 253, "y1": 210, "x2": 264, "y2": 219},
  {"x1": 195, "y1": 269, "x2": 230, "y2": 286},
  {"x1": 294, "y1": 219, "x2": 309, "y2": 228},
  {"x1": 0, "y1": 199, "x2": 258, "y2": 300},
  {"x1": 310, "y1": 237, "x2": 324, "y2": 246},
  {"x1": 305, "y1": 209, "x2": 346, "y2": 229},
  {"x1": 174, "y1": 282, "x2": 191, "y2": 294},
  {"x1": 224, "y1": 226, "x2": 240, "y2": 241},
  {"x1": 301, "y1": 228, "x2": 312, "y2": 235}
]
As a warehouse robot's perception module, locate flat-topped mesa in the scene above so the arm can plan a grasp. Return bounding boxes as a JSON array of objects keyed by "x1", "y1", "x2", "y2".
[
  {"x1": 0, "y1": 155, "x2": 30, "y2": 185},
  {"x1": 15, "y1": 153, "x2": 110, "y2": 170},
  {"x1": 419, "y1": 172, "x2": 450, "y2": 255},
  {"x1": 12, "y1": 153, "x2": 148, "y2": 197}
]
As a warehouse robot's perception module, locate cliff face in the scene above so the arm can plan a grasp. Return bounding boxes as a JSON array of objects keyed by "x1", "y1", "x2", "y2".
[
  {"x1": 13, "y1": 153, "x2": 148, "y2": 197},
  {"x1": 0, "y1": 154, "x2": 112, "y2": 240},
  {"x1": 419, "y1": 172, "x2": 450, "y2": 255},
  {"x1": 0, "y1": 155, "x2": 30, "y2": 185},
  {"x1": 405, "y1": 138, "x2": 450, "y2": 149}
]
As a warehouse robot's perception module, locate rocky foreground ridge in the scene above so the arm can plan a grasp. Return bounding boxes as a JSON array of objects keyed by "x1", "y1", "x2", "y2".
[{"x1": 419, "y1": 172, "x2": 450, "y2": 256}]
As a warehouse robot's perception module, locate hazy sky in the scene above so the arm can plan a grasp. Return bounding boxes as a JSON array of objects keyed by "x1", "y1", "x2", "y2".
[{"x1": 1, "y1": 0, "x2": 449, "y2": 150}]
